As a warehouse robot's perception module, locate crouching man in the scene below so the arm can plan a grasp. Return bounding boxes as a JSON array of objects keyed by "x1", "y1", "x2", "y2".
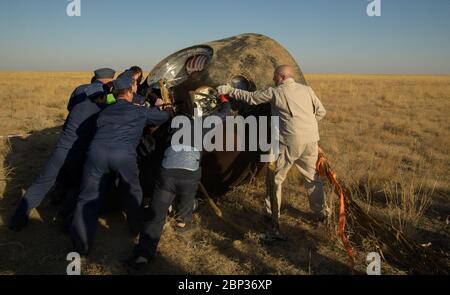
[
  {"x1": 70, "y1": 75, "x2": 173, "y2": 255},
  {"x1": 129, "y1": 89, "x2": 231, "y2": 269},
  {"x1": 9, "y1": 82, "x2": 110, "y2": 231}
]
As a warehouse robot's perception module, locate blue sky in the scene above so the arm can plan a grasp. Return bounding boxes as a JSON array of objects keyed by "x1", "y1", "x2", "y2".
[{"x1": 0, "y1": 0, "x2": 449, "y2": 74}]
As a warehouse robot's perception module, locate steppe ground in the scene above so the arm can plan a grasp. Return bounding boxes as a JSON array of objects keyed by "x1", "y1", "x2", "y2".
[{"x1": 0, "y1": 72, "x2": 449, "y2": 274}]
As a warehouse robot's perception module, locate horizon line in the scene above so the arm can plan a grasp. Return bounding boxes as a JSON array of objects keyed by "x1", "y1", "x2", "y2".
[{"x1": 1, "y1": 70, "x2": 449, "y2": 77}]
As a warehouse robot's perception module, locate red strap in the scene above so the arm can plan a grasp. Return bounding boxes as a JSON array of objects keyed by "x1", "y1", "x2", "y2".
[{"x1": 316, "y1": 148, "x2": 355, "y2": 268}]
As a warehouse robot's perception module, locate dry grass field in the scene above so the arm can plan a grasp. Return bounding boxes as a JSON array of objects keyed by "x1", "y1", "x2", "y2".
[{"x1": 0, "y1": 72, "x2": 449, "y2": 274}]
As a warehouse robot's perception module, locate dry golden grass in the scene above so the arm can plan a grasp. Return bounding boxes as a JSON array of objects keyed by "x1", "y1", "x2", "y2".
[
  {"x1": 0, "y1": 72, "x2": 88, "y2": 134},
  {"x1": 0, "y1": 72, "x2": 449, "y2": 274},
  {"x1": 307, "y1": 74, "x2": 450, "y2": 233}
]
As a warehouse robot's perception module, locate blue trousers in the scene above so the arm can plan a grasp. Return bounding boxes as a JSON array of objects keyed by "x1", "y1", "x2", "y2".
[
  {"x1": 70, "y1": 145, "x2": 143, "y2": 254},
  {"x1": 133, "y1": 168, "x2": 200, "y2": 259},
  {"x1": 12, "y1": 147, "x2": 83, "y2": 220}
]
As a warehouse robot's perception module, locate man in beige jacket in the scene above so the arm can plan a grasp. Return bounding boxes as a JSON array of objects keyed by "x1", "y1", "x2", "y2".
[{"x1": 217, "y1": 65, "x2": 328, "y2": 229}]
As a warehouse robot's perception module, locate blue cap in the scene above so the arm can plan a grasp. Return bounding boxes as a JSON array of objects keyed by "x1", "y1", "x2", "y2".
[
  {"x1": 112, "y1": 76, "x2": 133, "y2": 91},
  {"x1": 84, "y1": 83, "x2": 110, "y2": 98},
  {"x1": 117, "y1": 70, "x2": 134, "y2": 80},
  {"x1": 94, "y1": 68, "x2": 116, "y2": 79}
]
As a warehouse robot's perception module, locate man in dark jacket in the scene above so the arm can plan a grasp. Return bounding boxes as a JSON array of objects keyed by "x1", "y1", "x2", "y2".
[
  {"x1": 130, "y1": 89, "x2": 231, "y2": 268},
  {"x1": 70, "y1": 75, "x2": 173, "y2": 255},
  {"x1": 9, "y1": 83, "x2": 111, "y2": 231},
  {"x1": 68, "y1": 68, "x2": 115, "y2": 111}
]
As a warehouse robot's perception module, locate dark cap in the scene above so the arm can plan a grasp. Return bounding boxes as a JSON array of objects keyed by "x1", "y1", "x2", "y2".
[
  {"x1": 94, "y1": 68, "x2": 116, "y2": 79},
  {"x1": 117, "y1": 70, "x2": 135, "y2": 80},
  {"x1": 84, "y1": 83, "x2": 110, "y2": 98},
  {"x1": 112, "y1": 76, "x2": 133, "y2": 91}
]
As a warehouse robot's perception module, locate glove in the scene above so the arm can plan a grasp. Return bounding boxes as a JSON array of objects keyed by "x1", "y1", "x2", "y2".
[{"x1": 217, "y1": 84, "x2": 234, "y2": 95}]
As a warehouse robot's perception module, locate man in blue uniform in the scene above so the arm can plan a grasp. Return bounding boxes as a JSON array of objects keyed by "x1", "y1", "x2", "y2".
[
  {"x1": 49, "y1": 68, "x2": 115, "y2": 208},
  {"x1": 122, "y1": 69, "x2": 147, "y2": 106},
  {"x1": 68, "y1": 68, "x2": 116, "y2": 111},
  {"x1": 70, "y1": 76, "x2": 173, "y2": 255},
  {"x1": 129, "y1": 91, "x2": 231, "y2": 269},
  {"x1": 106, "y1": 69, "x2": 148, "y2": 106},
  {"x1": 8, "y1": 83, "x2": 111, "y2": 231}
]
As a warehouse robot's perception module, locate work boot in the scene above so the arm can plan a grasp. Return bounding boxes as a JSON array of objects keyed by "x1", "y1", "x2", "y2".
[
  {"x1": 127, "y1": 256, "x2": 150, "y2": 271},
  {"x1": 313, "y1": 207, "x2": 331, "y2": 224},
  {"x1": 174, "y1": 221, "x2": 199, "y2": 235},
  {"x1": 259, "y1": 228, "x2": 288, "y2": 242},
  {"x1": 125, "y1": 253, "x2": 153, "y2": 272}
]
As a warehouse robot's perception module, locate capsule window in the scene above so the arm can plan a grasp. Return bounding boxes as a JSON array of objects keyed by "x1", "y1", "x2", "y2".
[
  {"x1": 230, "y1": 74, "x2": 256, "y2": 91},
  {"x1": 147, "y1": 46, "x2": 213, "y2": 89}
]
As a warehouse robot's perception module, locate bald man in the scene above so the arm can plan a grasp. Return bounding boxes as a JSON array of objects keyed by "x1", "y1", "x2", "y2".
[{"x1": 218, "y1": 65, "x2": 328, "y2": 230}]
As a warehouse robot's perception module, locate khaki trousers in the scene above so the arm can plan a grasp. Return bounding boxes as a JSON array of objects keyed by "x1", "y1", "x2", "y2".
[{"x1": 266, "y1": 142, "x2": 327, "y2": 219}]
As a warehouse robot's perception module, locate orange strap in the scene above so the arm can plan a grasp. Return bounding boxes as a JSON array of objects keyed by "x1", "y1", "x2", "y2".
[{"x1": 316, "y1": 147, "x2": 355, "y2": 267}]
